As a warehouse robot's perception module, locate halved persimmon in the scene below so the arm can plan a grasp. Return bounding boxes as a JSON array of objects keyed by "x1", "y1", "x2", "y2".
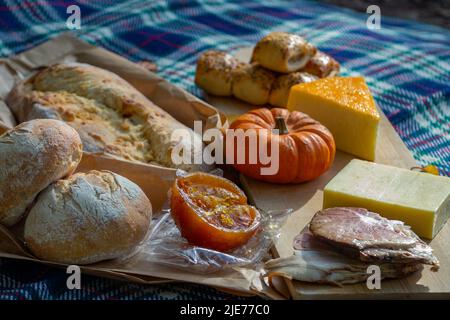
[{"x1": 170, "y1": 172, "x2": 261, "y2": 252}]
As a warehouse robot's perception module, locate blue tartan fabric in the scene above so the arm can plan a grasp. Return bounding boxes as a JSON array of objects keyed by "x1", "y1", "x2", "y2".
[{"x1": 0, "y1": 0, "x2": 449, "y2": 300}]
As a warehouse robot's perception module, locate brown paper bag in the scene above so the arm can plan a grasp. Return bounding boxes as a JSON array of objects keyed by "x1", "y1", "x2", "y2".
[
  {"x1": 0, "y1": 32, "x2": 224, "y2": 211},
  {"x1": 0, "y1": 33, "x2": 281, "y2": 298}
]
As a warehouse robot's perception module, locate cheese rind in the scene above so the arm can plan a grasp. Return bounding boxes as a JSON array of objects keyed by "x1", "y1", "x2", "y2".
[
  {"x1": 287, "y1": 77, "x2": 379, "y2": 160},
  {"x1": 323, "y1": 159, "x2": 450, "y2": 239}
]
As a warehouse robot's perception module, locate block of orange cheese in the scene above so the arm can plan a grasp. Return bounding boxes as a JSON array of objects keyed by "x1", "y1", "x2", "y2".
[{"x1": 287, "y1": 77, "x2": 380, "y2": 160}]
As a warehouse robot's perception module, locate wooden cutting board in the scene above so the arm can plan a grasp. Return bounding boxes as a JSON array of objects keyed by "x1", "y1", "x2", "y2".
[{"x1": 206, "y1": 48, "x2": 450, "y2": 299}]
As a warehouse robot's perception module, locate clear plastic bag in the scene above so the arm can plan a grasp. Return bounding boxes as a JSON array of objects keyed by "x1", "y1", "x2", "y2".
[{"x1": 143, "y1": 169, "x2": 292, "y2": 273}]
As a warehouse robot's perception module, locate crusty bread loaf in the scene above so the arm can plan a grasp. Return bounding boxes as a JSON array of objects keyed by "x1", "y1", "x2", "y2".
[
  {"x1": 195, "y1": 50, "x2": 241, "y2": 96},
  {"x1": 0, "y1": 119, "x2": 82, "y2": 226},
  {"x1": 24, "y1": 170, "x2": 152, "y2": 264},
  {"x1": 232, "y1": 64, "x2": 276, "y2": 105},
  {"x1": 251, "y1": 32, "x2": 317, "y2": 73},
  {"x1": 6, "y1": 63, "x2": 203, "y2": 171}
]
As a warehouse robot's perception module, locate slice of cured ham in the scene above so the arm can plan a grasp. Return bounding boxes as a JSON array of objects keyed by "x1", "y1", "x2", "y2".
[
  {"x1": 265, "y1": 231, "x2": 422, "y2": 286},
  {"x1": 309, "y1": 208, "x2": 439, "y2": 270},
  {"x1": 264, "y1": 207, "x2": 439, "y2": 286}
]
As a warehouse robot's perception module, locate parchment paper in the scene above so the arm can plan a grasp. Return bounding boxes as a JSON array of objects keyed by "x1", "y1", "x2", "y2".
[{"x1": 0, "y1": 33, "x2": 280, "y2": 298}]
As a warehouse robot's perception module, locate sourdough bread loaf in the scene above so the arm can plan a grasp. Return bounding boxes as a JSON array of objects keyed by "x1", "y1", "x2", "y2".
[
  {"x1": 0, "y1": 119, "x2": 83, "y2": 226},
  {"x1": 6, "y1": 63, "x2": 203, "y2": 171},
  {"x1": 24, "y1": 170, "x2": 153, "y2": 264}
]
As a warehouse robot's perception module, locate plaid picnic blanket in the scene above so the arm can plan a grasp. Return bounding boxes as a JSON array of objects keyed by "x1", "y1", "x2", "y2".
[{"x1": 0, "y1": 0, "x2": 449, "y2": 300}]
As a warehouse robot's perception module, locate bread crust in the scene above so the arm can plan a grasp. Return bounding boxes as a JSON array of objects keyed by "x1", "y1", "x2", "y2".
[
  {"x1": 24, "y1": 170, "x2": 153, "y2": 264},
  {"x1": 6, "y1": 63, "x2": 203, "y2": 171},
  {"x1": 0, "y1": 119, "x2": 82, "y2": 226}
]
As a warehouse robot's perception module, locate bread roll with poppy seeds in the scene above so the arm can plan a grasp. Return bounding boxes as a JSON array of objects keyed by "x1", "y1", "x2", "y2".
[
  {"x1": 195, "y1": 50, "x2": 241, "y2": 96},
  {"x1": 301, "y1": 51, "x2": 340, "y2": 78},
  {"x1": 251, "y1": 32, "x2": 317, "y2": 73},
  {"x1": 232, "y1": 64, "x2": 276, "y2": 105}
]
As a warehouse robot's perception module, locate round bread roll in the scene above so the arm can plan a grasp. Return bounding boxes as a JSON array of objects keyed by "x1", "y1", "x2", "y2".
[
  {"x1": 251, "y1": 32, "x2": 317, "y2": 73},
  {"x1": 0, "y1": 119, "x2": 82, "y2": 226},
  {"x1": 301, "y1": 51, "x2": 340, "y2": 78},
  {"x1": 195, "y1": 50, "x2": 241, "y2": 96},
  {"x1": 232, "y1": 64, "x2": 276, "y2": 105},
  {"x1": 24, "y1": 170, "x2": 152, "y2": 264},
  {"x1": 269, "y1": 72, "x2": 318, "y2": 107}
]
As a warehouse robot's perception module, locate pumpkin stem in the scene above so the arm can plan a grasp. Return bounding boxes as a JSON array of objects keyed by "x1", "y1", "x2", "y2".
[{"x1": 274, "y1": 116, "x2": 289, "y2": 135}]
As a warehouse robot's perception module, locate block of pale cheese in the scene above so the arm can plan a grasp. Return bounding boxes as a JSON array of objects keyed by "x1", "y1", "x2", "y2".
[
  {"x1": 287, "y1": 77, "x2": 380, "y2": 160},
  {"x1": 323, "y1": 159, "x2": 450, "y2": 239}
]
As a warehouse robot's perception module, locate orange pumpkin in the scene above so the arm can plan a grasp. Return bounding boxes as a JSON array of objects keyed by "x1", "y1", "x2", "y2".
[{"x1": 226, "y1": 108, "x2": 335, "y2": 183}]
